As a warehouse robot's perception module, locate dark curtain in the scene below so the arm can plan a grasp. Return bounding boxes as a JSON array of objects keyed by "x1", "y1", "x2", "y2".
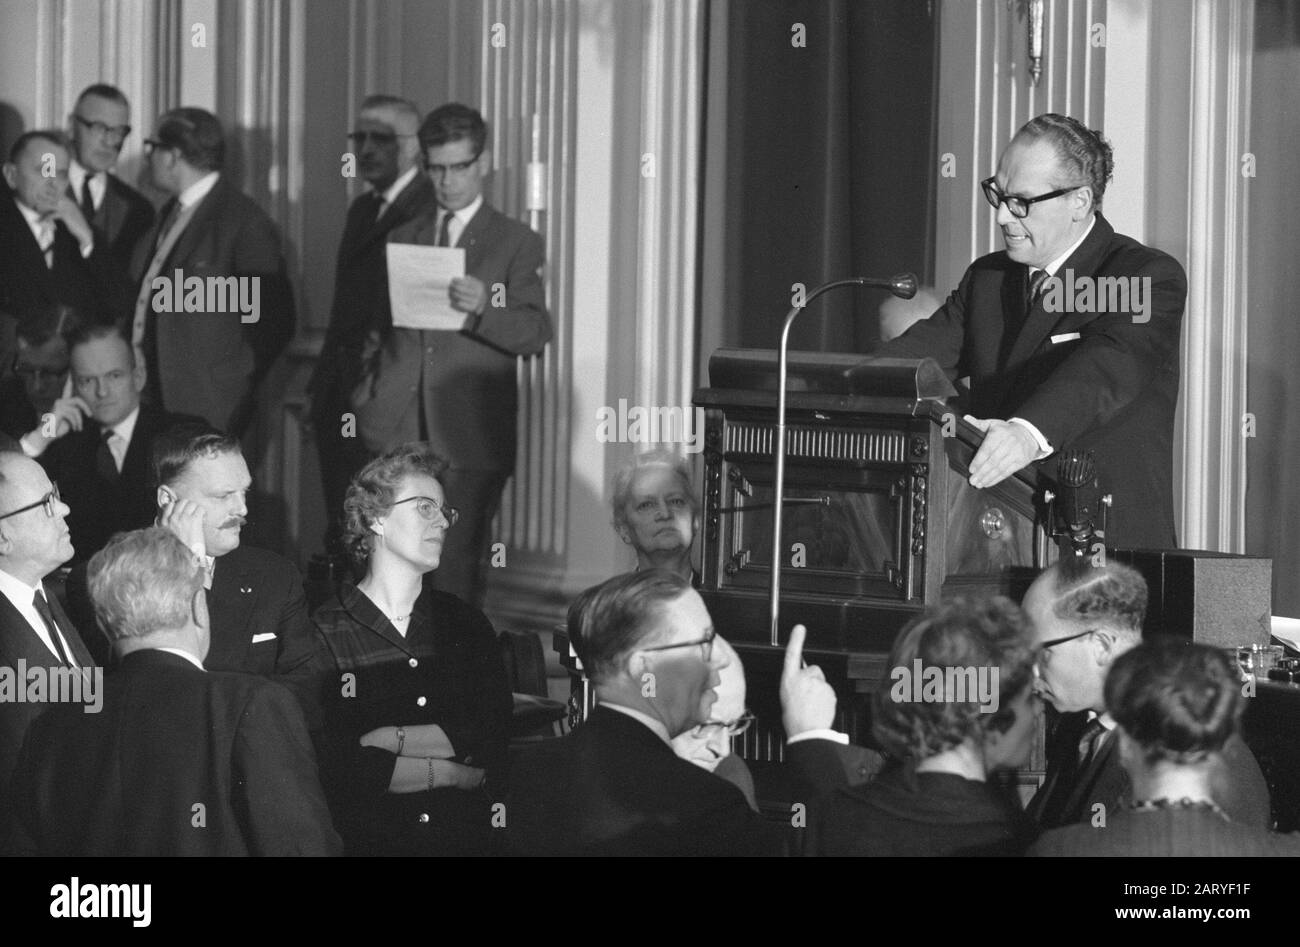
[
  {"x1": 715, "y1": 0, "x2": 937, "y2": 353},
  {"x1": 1245, "y1": 0, "x2": 1300, "y2": 616}
]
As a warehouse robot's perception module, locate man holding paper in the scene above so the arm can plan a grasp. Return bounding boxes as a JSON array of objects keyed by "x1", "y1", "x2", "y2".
[{"x1": 363, "y1": 103, "x2": 551, "y2": 607}]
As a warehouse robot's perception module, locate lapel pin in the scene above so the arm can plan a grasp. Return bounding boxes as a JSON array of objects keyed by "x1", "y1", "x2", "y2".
[{"x1": 240, "y1": 586, "x2": 253, "y2": 594}]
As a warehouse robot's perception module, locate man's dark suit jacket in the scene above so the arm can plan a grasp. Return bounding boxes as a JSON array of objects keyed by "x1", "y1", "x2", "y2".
[
  {"x1": 505, "y1": 705, "x2": 846, "y2": 856},
  {"x1": 877, "y1": 213, "x2": 1186, "y2": 549},
  {"x1": 37, "y1": 405, "x2": 193, "y2": 563},
  {"x1": 0, "y1": 189, "x2": 119, "y2": 326},
  {"x1": 71, "y1": 172, "x2": 155, "y2": 272},
  {"x1": 1026, "y1": 710, "x2": 1272, "y2": 830},
  {"x1": 363, "y1": 202, "x2": 552, "y2": 470},
  {"x1": 310, "y1": 173, "x2": 438, "y2": 401},
  {"x1": 204, "y1": 544, "x2": 321, "y2": 730},
  {"x1": 6, "y1": 648, "x2": 341, "y2": 856},
  {"x1": 131, "y1": 174, "x2": 295, "y2": 436},
  {"x1": 0, "y1": 585, "x2": 95, "y2": 816}
]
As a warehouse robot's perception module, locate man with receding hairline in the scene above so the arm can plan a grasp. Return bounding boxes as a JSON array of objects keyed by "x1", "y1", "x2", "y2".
[
  {"x1": 1022, "y1": 557, "x2": 1270, "y2": 829},
  {"x1": 0, "y1": 131, "x2": 115, "y2": 326},
  {"x1": 311, "y1": 94, "x2": 437, "y2": 555},
  {"x1": 65, "y1": 83, "x2": 155, "y2": 271},
  {"x1": 877, "y1": 113, "x2": 1186, "y2": 548},
  {"x1": 0, "y1": 451, "x2": 95, "y2": 820},
  {"x1": 506, "y1": 570, "x2": 847, "y2": 855},
  {"x1": 130, "y1": 106, "x2": 294, "y2": 436}
]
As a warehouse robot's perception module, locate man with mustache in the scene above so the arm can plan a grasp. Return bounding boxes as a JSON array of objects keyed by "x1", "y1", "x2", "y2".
[
  {"x1": 876, "y1": 113, "x2": 1187, "y2": 549},
  {"x1": 152, "y1": 422, "x2": 319, "y2": 727}
]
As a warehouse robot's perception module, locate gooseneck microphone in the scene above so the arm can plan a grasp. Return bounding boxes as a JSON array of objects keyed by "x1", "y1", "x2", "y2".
[{"x1": 768, "y1": 274, "x2": 920, "y2": 645}]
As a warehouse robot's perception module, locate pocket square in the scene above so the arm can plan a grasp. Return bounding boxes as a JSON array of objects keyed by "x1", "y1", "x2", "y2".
[
  {"x1": 251, "y1": 632, "x2": 277, "y2": 644},
  {"x1": 1051, "y1": 332, "x2": 1081, "y2": 344}
]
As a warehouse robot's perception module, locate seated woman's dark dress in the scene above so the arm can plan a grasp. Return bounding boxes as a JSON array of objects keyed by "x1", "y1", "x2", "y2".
[
  {"x1": 312, "y1": 581, "x2": 512, "y2": 856},
  {"x1": 813, "y1": 759, "x2": 1034, "y2": 856}
]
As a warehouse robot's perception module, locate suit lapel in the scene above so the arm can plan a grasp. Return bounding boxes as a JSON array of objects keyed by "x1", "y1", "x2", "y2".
[
  {"x1": 208, "y1": 551, "x2": 257, "y2": 668},
  {"x1": 1005, "y1": 214, "x2": 1117, "y2": 368},
  {"x1": 161, "y1": 176, "x2": 226, "y2": 271},
  {"x1": 456, "y1": 202, "x2": 497, "y2": 270},
  {"x1": 352, "y1": 175, "x2": 435, "y2": 258},
  {"x1": 47, "y1": 591, "x2": 95, "y2": 667}
]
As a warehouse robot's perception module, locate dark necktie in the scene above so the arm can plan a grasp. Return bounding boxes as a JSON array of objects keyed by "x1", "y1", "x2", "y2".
[
  {"x1": 32, "y1": 590, "x2": 72, "y2": 666},
  {"x1": 96, "y1": 427, "x2": 120, "y2": 483},
  {"x1": 436, "y1": 211, "x2": 453, "y2": 247},
  {"x1": 1025, "y1": 268, "x2": 1049, "y2": 316},
  {"x1": 1076, "y1": 716, "x2": 1108, "y2": 773},
  {"x1": 80, "y1": 177, "x2": 97, "y2": 223},
  {"x1": 371, "y1": 192, "x2": 387, "y2": 227}
]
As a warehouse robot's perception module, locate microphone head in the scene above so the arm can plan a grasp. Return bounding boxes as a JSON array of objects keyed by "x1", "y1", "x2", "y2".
[
  {"x1": 1057, "y1": 449, "x2": 1096, "y2": 487},
  {"x1": 890, "y1": 273, "x2": 918, "y2": 299}
]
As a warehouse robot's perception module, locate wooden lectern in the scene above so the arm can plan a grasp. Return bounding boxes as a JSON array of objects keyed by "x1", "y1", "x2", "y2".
[{"x1": 694, "y1": 348, "x2": 1054, "y2": 789}]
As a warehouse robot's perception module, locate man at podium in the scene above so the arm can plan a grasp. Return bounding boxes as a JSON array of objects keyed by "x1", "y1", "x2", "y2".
[{"x1": 876, "y1": 113, "x2": 1186, "y2": 549}]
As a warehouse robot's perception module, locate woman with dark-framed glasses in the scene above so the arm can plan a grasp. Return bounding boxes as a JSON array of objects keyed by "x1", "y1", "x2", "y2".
[{"x1": 310, "y1": 442, "x2": 511, "y2": 855}]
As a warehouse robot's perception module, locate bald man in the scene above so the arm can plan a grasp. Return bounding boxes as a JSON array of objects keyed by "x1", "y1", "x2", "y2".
[
  {"x1": 310, "y1": 95, "x2": 438, "y2": 557},
  {"x1": 0, "y1": 452, "x2": 96, "y2": 816}
]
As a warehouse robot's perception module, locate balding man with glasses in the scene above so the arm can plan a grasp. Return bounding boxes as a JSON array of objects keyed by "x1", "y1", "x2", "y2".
[
  {"x1": 506, "y1": 570, "x2": 848, "y2": 856},
  {"x1": 876, "y1": 113, "x2": 1187, "y2": 549},
  {"x1": 65, "y1": 84, "x2": 155, "y2": 272},
  {"x1": 0, "y1": 452, "x2": 95, "y2": 817},
  {"x1": 311, "y1": 94, "x2": 437, "y2": 560}
]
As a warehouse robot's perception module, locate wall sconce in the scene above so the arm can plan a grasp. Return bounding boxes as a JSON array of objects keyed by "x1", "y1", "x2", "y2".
[{"x1": 1010, "y1": 0, "x2": 1045, "y2": 86}]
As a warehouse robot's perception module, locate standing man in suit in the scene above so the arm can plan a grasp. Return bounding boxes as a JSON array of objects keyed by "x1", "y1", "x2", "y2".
[
  {"x1": 65, "y1": 83, "x2": 155, "y2": 273},
  {"x1": 505, "y1": 570, "x2": 847, "y2": 856},
  {"x1": 18, "y1": 322, "x2": 186, "y2": 563},
  {"x1": 0, "y1": 131, "x2": 113, "y2": 328},
  {"x1": 876, "y1": 114, "x2": 1187, "y2": 549},
  {"x1": 370, "y1": 103, "x2": 552, "y2": 606},
  {"x1": 0, "y1": 452, "x2": 95, "y2": 816},
  {"x1": 6, "y1": 527, "x2": 340, "y2": 856},
  {"x1": 1022, "y1": 556, "x2": 1271, "y2": 830},
  {"x1": 151, "y1": 423, "x2": 319, "y2": 727},
  {"x1": 311, "y1": 94, "x2": 436, "y2": 556},
  {"x1": 130, "y1": 107, "x2": 294, "y2": 437}
]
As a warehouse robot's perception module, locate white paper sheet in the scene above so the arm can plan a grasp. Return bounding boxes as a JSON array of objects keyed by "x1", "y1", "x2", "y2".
[
  {"x1": 1272, "y1": 616, "x2": 1300, "y2": 652},
  {"x1": 386, "y1": 243, "x2": 466, "y2": 330}
]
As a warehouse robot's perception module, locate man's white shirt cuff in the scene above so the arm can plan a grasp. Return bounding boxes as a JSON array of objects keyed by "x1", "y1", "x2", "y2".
[{"x1": 1008, "y1": 417, "x2": 1053, "y2": 460}]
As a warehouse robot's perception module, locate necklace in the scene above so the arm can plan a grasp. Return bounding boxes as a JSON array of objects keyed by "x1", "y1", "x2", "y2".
[
  {"x1": 1130, "y1": 797, "x2": 1229, "y2": 821},
  {"x1": 388, "y1": 612, "x2": 412, "y2": 623}
]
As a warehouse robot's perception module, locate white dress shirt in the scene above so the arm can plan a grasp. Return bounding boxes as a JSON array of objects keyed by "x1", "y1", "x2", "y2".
[
  {"x1": 101, "y1": 405, "x2": 141, "y2": 472},
  {"x1": 68, "y1": 159, "x2": 106, "y2": 214},
  {"x1": 0, "y1": 568, "x2": 81, "y2": 667},
  {"x1": 1008, "y1": 215, "x2": 1098, "y2": 456}
]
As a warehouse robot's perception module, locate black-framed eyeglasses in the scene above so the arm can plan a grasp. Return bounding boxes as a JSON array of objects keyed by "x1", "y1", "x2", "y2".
[
  {"x1": 692, "y1": 711, "x2": 756, "y2": 739},
  {"x1": 641, "y1": 627, "x2": 716, "y2": 661},
  {"x1": 390, "y1": 495, "x2": 459, "y2": 525},
  {"x1": 0, "y1": 482, "x2": 61, "y2": 521},
  {"x1": 1038, "y1": 628, "x2": 1096, "y2": 654},
  {"x1": 426, "y1": 149, "x2": 483, "y2": 177},
  {"x1": 73, "y1": 114, "x2": 131, "y2": 143},
  {"x1": 347, "y1": 131, "x2": 416, "y2": 147},
  {"x1": 143, "y1": 138, "x2": 171, "y2": 155},
  {"x1": 981, "y1": 176, "x2": 1084, "y2": 219}
]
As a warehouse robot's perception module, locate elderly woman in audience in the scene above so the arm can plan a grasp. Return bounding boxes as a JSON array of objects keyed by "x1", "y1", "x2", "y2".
[
  {"x1": 670, "y1": 636, "x2": 758, "y2": 810},
  {"x1": 813, "y1": 596, "x2": 1040, "y2": 856},
  {"x1": 1031, "y1": 638, "x2": 1300, "y2": 856},
  {"x1": 310, "y1": 443, "x2": 511, "y2": 856},
  {"x1": 610, "y1": 449, "x2": 698, "y2": 581}
]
